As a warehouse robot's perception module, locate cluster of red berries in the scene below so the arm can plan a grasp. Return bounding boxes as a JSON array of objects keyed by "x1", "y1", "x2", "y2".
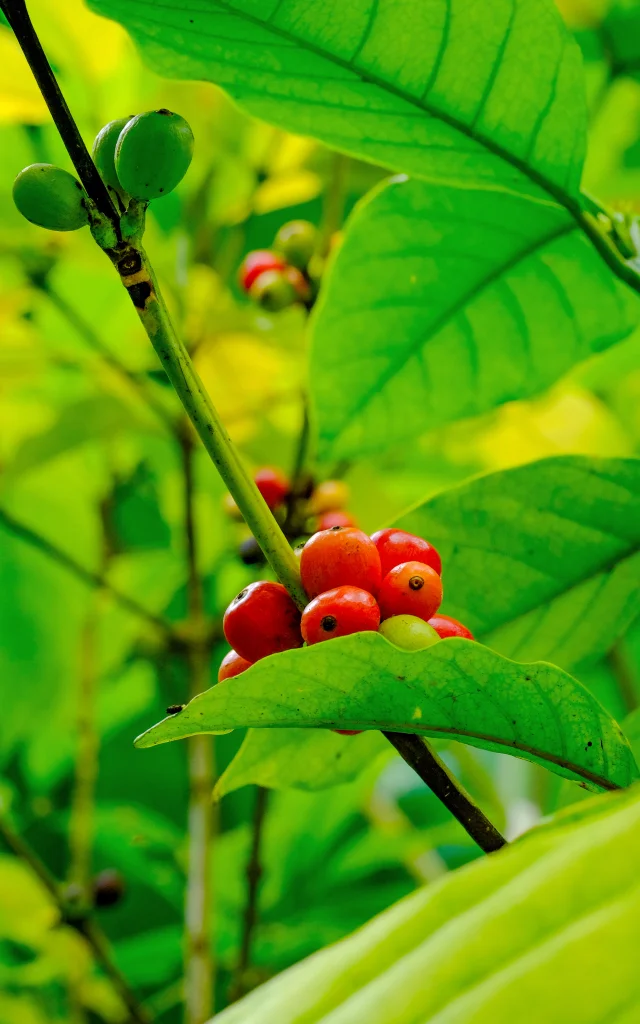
[
  {"x1": 218, "y1": 527, "x2": 474, "y2": 699},
  {"x1": 238, "y1": 220, "x2": 317, "y2": 312}
]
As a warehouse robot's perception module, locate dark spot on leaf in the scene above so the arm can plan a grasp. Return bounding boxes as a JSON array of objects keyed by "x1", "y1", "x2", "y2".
[
  {"x1": 396, "y1": 675, "x2": 405, "y2": 681},
  {"x1": 587, "y1": 741, "x2": 593, "y2": 747},
  {"x1": 525, "y1": 676, "x2": 531, "y2": 681}
]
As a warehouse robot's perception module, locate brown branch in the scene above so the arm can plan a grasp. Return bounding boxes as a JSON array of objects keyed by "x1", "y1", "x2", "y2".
[{"x1": 383, "y1": 733, "x2": 507, "y2": 854}]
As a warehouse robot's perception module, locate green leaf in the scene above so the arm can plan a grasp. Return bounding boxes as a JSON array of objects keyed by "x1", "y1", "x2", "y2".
[
  {"x1": 394, "y1": 455, "x2": 640, "y2": 668},
  {"x1": 208, "y1": 784, "x2": 640, "y2": 1024},
  {"x1": 214, "y1": 728, "x2": 388, "y2": 799},
  {"x1": 88, "y1": 0, "x2": 586, "y2": 201},
  {"x1": 136, "y1": 633, "x2": 638, "y2": 791},
  {"x1": 310, "y1": 178, "x2": 639, "y2": 459}
]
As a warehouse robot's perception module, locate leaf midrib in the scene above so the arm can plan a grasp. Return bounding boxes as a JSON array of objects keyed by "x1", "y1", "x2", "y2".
[
  {"x1": 126, "y1": 0, "x2": 583, "y2": 214},
  {"x1": 320, "y1": 217, "x2": 577, "y2": 443}
]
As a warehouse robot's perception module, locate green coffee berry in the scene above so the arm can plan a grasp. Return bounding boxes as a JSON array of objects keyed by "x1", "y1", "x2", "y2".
[
  {"x1": 114, "y1": 109, "x2": 194, "y2": 201},
  {"x1": 273, "y1": 219, "x2": 317, "y2": 269},
  {"x1": 379, "y1": 614, "x2": 440, "y2": 651},
  {"x1": 13, "y1": 164, "x2": 89, "y2": 231},
  {"x1": 92, "y1": 116, "x2": 133, "y2": 195},
  {"x1": 249, "y1": 268, "x2": 298, "y2": 312}
]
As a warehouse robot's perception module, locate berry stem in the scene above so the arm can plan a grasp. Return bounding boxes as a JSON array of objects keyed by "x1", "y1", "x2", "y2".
[
  {"x1": 383, "y1": 733, "x2": 507, "y2": 853},
  {"x1": 0, "y1": 0, "x2": 119, "y2": 225},
  {"x1": 0, "y1": 812, "x2": 151, "y2": 1023},
  {"x1": 230, "y1": 785, "x2": 269, "y2": 1001}
]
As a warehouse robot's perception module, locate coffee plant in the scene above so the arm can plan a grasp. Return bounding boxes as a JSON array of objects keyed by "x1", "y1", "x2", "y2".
[{"x1": 0, "y1": 0, "x2": 640, "y2": 1022}]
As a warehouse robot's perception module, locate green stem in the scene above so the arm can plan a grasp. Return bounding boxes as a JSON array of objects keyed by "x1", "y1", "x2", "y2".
[
  {"x1": 230, "y1": 786, "x2": 269, "y2": 1002},
  {"x1": 111, "y1": 246, "x2": 306, "y2": 609},
  {"x1": 40, "y1": 281, "x2": 176, "y2": 432},
  {"x1": 181, "y1": 434, "x2": 215, "y2": 1024}
]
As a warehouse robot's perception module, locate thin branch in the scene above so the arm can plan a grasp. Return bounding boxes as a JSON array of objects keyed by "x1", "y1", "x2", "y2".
[
  {"x1": 383, "y1": 733, "x2": 507, "y2": 854},
  {"x1": 40, "y1": 282, "x2": 176, "y2": 432},
  {"x1": 0, "y1": 0, "x2": 118, "y2": 223},
  {"x1": 181, "y1": 433, "x2": 215, "y2": 1024},
  {"x1": 0, "y1": 813, "x2": 151, "y2": 1024},
  {"x1": 0, "y1": 506, "x2": 173, "y2": 637},
  {"x1": 230, "y1": 786, "x2": 269, "y2": 1002}
]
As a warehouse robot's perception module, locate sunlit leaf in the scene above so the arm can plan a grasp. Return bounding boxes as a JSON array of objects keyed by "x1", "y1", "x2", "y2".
[
  {"x1": 209, "y1": 784, "x2": 640, "y2": 1024},
  {"x1": 88, "y1": 0, "x2": 586, "y2": 201},
  {"x1": 309, "y1": 177, "x2": 639, "y2": 459},
  {"x1": 395, "y1": 455, "x2": 640, "y2": 668},
  {"x1": 136, "y1": 633, "x2": 638, "y2": 791}
]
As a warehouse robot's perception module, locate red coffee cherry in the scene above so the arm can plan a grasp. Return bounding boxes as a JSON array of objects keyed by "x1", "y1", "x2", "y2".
[
  {"x1": 300, "y1": 527, "x2": 382, "y2": 599},
  {"x1": 371, "y1": 528, "x2": 442, "y2": 578},
  {"x1": 254, "y1": 467, "x2": 289, "y2": 509},
  {"x1": 218, "y1": 649, "x2": 254, "y2": 682},
  {"x1": 301, "y1": 586, "x2": 380, "y2": 645},
  {"x1": 378, "y1": 561, "x2": 443, "y2": 623},
  {"x1": 223, "y1": 581, "x2": 302, "y2": 663},
  {"x1": 429, "y1": 614, "x2": 474, "y2": 641},
  {"x1": 317, "y1": 510, "x2": 358, "y2": 530},
  {"x1": 239, "y1": 249, "x2": 286, "y2": 292}
]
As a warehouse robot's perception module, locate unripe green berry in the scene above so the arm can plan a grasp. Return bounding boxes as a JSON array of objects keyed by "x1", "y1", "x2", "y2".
[
  {"x1": 92, "y1": 116, "x2": 132, "y2": 195},
  {"x1": 273, "y1": 219, "x2": 317, "y2": 269},
  {"x1": 13, "y1": 164, "x2": 89, "y2": 231},
  {"x1": 379, "y1": 614, "x2": 440, "y2": 651},
  {"x1": 114, "y1": 109, "x2": 194, "y2": 201},
  {"x1": 250, "y1": 268, "x2": 298, "y2": 311}
]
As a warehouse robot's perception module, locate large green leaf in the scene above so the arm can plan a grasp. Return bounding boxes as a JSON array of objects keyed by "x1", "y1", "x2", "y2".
[
  {"x1": 209, "y1": 784, "x2": 640, "y2": 1024},
  {"x1": 310, "y1": 178, "x2": 639, "y2": 459},
  {"x1": 394, "y1": 455, "x2": 640, "y2": 668},
  {"x1": 88, "y1": 0, "x2": 586, "y2": 201},
  {"x1": 214, "y1": 727, "x2": 388, "y2": 799},
  {"x1": 136, "y1": 633, "x2": 638, "y2": 791}
]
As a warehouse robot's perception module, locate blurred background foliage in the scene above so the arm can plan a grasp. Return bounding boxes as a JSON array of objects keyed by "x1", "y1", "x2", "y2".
[{"x1": 1, "y1": 0, "x2": 640, "y2": 1021}]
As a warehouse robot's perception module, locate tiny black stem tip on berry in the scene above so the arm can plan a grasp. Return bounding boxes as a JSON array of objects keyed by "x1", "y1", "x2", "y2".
[
  {"x1": 320, "y1": 615, "x2": 338, "y2": 632},
  {"x1": 409, "y1": 575, "x2": 424, "y2": 590}
]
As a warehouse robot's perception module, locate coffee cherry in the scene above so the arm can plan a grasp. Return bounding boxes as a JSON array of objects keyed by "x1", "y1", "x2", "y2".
[
  {"x1": 93, "y1": 869, "x2": 125, "y2": 908},
  {"x1": 301, "y1": 586, "x2": 380, "y2": 645},
  {"x1": 308, "y1": 480, "x2": 350, "y2": 515},
  {"x1": 13, "y1": 164, "x2": 89, "y2": 231},
  {"x1": 429, "y1": 614, "x2": 474, "y2": 641},
  {"x1": 250, "y1": 266, "x2": 310, "y2": 311},
  {"x1": 239, "y1": 250, "x2": 286, "y2": 292},
  {"x1": 273, "y1": 219, "x2": 317, "y2": 270},
  {"x1": 317, "y1": 510, "x2": 358, "y2": 530},
  {"x1": 378, "y1": 561, "x2": 443, "y2": 623},
  {"x1": 238, "y1": 536, "x2": 266, "y2": 566},
  {"x1": 379, "y1": 614, "x2": 440, "y2": 651},
  {"x1": 218, "y1": 649, "x2": 253, "y2": 682},
  {"x1": 300, "y1": 527, "x2": 382, "y2": 599},
  {"x1": 371, "y1": 528, "x2": 442, "y2": 578},
  {"x1": 114, "y1": 109, "x2": 194, "y2": 201},
  {"x1": 223, "y1": 581, "x2": 302, "y2": 663},
  {"x1": 254, "y1": 467, "x2": 289, "y2": 509},
  {"x1": 92, "y1": 116, "x2": 132, "y2": 195}
]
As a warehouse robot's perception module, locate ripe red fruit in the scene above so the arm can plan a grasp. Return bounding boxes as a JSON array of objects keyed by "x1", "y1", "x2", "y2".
[
  {"x1": 218, "y1": 649, "x2": 253, "y2": 682},
  {"x1": 300, "y1": 527, "x2": 382, "y2": 599},
  {"x1": 301, "y1": 586, "x2": 380, "y2": 645},
  {"x1": 378, "y1": 561, "x2": 443, "y2": 623},
  {"x1": 317, "y1": 510, "x2": 358, "y2": 530},
  {"x1": 239, "y1": 249, "x2": 286, "y2": 292},
  {"x1": 429, "y1": 614, "x2": 474, "y2": 641},
  {"x1": 371, "y1": 528, "x2": 442, "y2": 577},
  {"x1": 254, "y1": 467, "x2": 289, "y2": 509},
  {"x1": 223, "y1": 581, "x2": 302, "y2": 663}
]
